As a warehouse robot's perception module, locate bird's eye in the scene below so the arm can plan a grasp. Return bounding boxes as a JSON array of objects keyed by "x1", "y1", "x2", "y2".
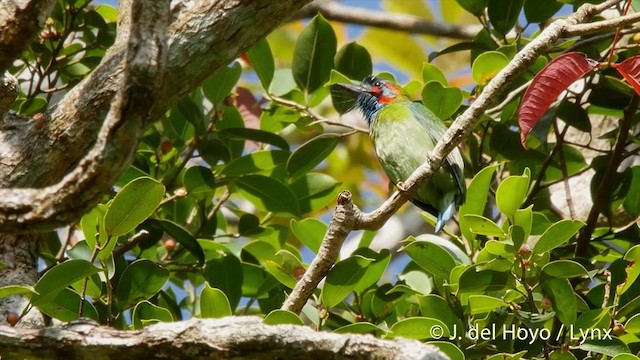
[{"x1": 373, "y1": 81, "x2": 381, "y2": 87}]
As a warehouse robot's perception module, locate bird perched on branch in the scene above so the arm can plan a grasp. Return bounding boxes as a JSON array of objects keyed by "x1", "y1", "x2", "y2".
[{"x1": 336, "y1": 75, "x2": 466, "y2": 232}]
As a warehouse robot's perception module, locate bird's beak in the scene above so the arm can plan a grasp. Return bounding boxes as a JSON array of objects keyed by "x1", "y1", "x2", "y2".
[{"x1": 336, "y1": 82, "x2": 368, "y2": 94}]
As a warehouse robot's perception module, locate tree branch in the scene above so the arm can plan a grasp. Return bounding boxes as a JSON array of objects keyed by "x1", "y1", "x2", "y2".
[
  {"x1": 282, "y1": 0, "x2": 625, "y2": 314},
  {"x1": 0, "y1": 316, "x2": 447, "y2": 360},
  {"x1": 0, "y1": 0, "x2": 57, "y2": 73},
  {"x1": 0, "y1": 0, "x2": 312, "y2": 231},
  {"x1": 0, "y1": 0, "x2": 170, "y2": 231},
  {"x1": 297, "y1": 0, "x2": 480, "y2": 40}
]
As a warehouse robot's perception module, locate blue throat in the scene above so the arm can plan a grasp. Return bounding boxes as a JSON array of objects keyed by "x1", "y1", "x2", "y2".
[{"x1": 355, "y1": 94, "x2": 384, "y2": 126}]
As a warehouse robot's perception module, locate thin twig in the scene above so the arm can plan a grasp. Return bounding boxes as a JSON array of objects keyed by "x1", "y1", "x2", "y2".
[{"x1": 112, "y1": 229, "x2": 151, "y2": 258}]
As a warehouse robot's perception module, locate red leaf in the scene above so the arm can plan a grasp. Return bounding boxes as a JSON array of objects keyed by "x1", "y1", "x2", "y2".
[
  {"x1": 614, "y1": 55, "x2": 640, "y2": 95},
  {"x1": 518, "y1": 52, "x2": 598, "y2": 147}
]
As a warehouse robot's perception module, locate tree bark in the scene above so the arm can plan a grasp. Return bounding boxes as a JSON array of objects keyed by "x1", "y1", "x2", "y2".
[{"x1": 0, "y1": 316, "x2": 447, "y2": 360}]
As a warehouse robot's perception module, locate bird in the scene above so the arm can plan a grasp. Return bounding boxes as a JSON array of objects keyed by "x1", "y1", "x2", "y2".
[{"x1": 336, "y1": 75, "x2": 466, "y2": 233}]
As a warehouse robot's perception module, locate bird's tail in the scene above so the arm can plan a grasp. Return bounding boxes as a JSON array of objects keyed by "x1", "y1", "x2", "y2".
[{"x1": 435, "y1": 193, "x2": 457, "y2": 233}]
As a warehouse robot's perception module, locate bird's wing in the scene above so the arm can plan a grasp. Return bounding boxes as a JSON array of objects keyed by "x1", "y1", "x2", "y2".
[{"x1": 409, "y1": 102, "x2": 466, "y2": 201}]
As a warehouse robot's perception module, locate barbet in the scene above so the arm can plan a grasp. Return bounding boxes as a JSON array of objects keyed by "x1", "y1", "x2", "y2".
[{"x1": 338, "y1": 75, "x2": 466, "y2": 232}]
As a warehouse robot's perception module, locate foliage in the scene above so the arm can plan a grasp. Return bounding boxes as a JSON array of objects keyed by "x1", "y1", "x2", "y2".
[{"x1": 5, "y1": 0, "x2": 640, "y2": 359}]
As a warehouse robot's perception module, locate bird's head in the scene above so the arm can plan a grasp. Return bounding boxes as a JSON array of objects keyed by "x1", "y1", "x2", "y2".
[{"x1": 336, "y1": 75, "x2": 406, "y2": 125}]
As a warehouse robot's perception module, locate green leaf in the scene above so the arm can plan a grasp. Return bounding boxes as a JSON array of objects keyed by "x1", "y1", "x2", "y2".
[
  {"x1": 428, "y1": 342, "x2": 465, "y2": 360},
  {"x1": 19, "y1": 97, "x2": 48, "y2": 115},
  {"x1": 290, "y1": 172, "x2": 341, "y2": 214},
  {"x1": 245, "y1": 38, "x2": 274, "y2": 89},
  {"x1": 485, "y1": 240, "x2": 514, "y2": 257},
  {"x1": 104, "y1": 177, "x2": 165, "y2": 237},
  {"x1": 95, "y1": 4, "x2": 118, "y2": 22},
  {"x1": 422, "y1": 63, "x2": 448, "y2": 85},
  {"x1": 32, "y1": 260, "x2": 100, "y2": 306},
  {"x1": 335, "y1": 41, "x2": 372, "y2": 81},
  {"x1": 524, "y1": 0, "x2": 563, "y2": 23},
  {"x1": 292, "y1": 14, "x2": 337, "y2": 94},
  {"x1": 333, "y1": 322, "x2": 387, "y2": 336},
  {"x1": 472, "y1": 50, "x2": 510, "y2": 86},
  {"x1": 322, "y1": 255, "x2": 373, "y2": 308},
  {"x1": 404, "y1": 237, "x2": 458, "y2": 279},
  {"x1": 235, "y1": 175, "x2": 300, "y2": 216},
  {"x1": 468, "y1": 295, "x2": 509, "y2": 315},
  {"x1": 621, "y1": 245, "x2": 640, "y2": 295},
  {"x1": 286, "y1": 134, "x2": 339, "y2": 180},
  {"x1": 199, "y1": 283, "x2": 232, "y2": 318},
  {"x1": 268, "y1": 69, "x2": 296, "y2": 97},
  {"x1": 132, "y1": 301, "x2": 173, "y2": 329},
  {"x1": 572, "y1": 308, "x2": 611, "y2": 338},
  {"x1": 218, "y1": 127, "x2": 289, "y2": 151},
  {"x1": 183, "y1": 166, "x2": 215, "y2": 199},
  {"x1": 612, "y1": 355, "x2": 640, "y2": 360},
  {"x1": 458, "y1": 269, "x2": 515, "y2": 293},
  {"x1": 221, "y1": 150, "x2": 290, "y2": 177},
  {"x1": 290, "y1": 218, "x2": 326, "y2": 254},
  {"x1": 577, "y1": 338, "x2": 630, "y2": 357},
  {"x1": 352, "y1": 248, "x2": 391, "y2": 294},
  {"x1": 533, "y1": 219, "x2": 585, "y2": 255},
  {"x1": 624, "y1": 166, "x2": 640, "y2": 216},
  {"x1": 263, "y1": 309, "x2": 304, "y2": 325},
  {"x1": 264, "y1": 250, "x2": 304, "y2": 289},
  {"x1": 459, "y1": 164, "x2": 498, "y2": 242},
  {"x1": 388, "y1": 317, "x2": 449, "y2": 340},
  {"x1": 627, "y1": 313, "x2": 640, "y2": 334},
  {"x1": 542, "y1": 277, "x2": 577, "y2": 325},
  {"x1": 422, "y1": 82, "x2": 463, "y2": 119},
  {"x1": 513, "y1": 206, "x2": 533, "y2": 248},
  {"x1": 204, "y1": 254, "x2": 243, "y2": 311},
  {"x1": 414, "y1": 234, "x2": 471, "y2": 264},
  {"x1": 148, "y1": 219, "x2": 205, "y2": 265},
  {"x1": 455, "y1": 0, "x2": 488, "y2": 15},
  {"x1": 202, "y1": 61, "x2": 242, "y2": 103},
  {"x1": 0, "y1": 285, "x2": 37, "y2": 300},
  {"x1": 463, "y1": 214, "x2": 507, "y2": 238},
  {"x1": 488, "y1": 0, "x2": 524, "y2": 36},
  {"x1": 418, "y1": 295, "x2": 464, "y2": 335},
  {"x1": 116, "y1": 259, "x2": 170, "y2": 311},
  {"x1": 541, "y1": 260, "x2": 589, "y2": 278},
  {"x1": 495, "y1": 169, "x2": 530, "y2": 220},
  {"x1": 37, "y1": 288, "x2": 98, "y2": 322}
]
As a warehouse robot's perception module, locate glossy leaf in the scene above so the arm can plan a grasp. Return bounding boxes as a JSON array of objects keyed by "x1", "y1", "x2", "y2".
[
  {"x1": 533, "y1": 219, "x2": 585, "y2": 255},
  {"x1": 235, "y1": 175, "x2": 300, "y2": 216},
  {"x1": 495, "y1": 169, "x2": 530, "y2": 220},
  {"x1": 221, "y1": 150, "x2": 290, "y2": 177},
  {"x1": 333, "y1": 322, "x2": 387, "y2": 336},
  {"x1": 388, "y1": 317, "x2": 449, "y2": 340},
  {"x1": 459, "y1": 164, "x2": 498, "y2": 242},
  {"x1": 418, "y1": 295, "x2": 464, "y2": 334},
  {"x1": 472, "y1": 51, "x2": 509, "y2": 85},
  {"x1": 132, "y1": 301, "x2": 173, "y2": 329},
  {"x1": 37, "y1": 288, "x2": 99, "y2": 322},
  {"x1": 488, "y1": 0, "x2": 524, "y2": 35},
  {"x1": 524, "y1": 0, "x2": 563, "y2": 23},
  {"x1": 614, "y1": 55, "x2": 640, "y2": 95},
  {"x1": 624, "y1": 166, "x2": 640, "y2": 216},
  {"x1": 335, "y1": 41, "x2": 372, "y2": 81},
  {"x1": 116, "y1": 259, "x2": 170, "y2": 311},
  {"x1": 577, "y1": 338, "x2": 630, "y2": 357},
  {"x1": 468, "y1": 295, "x2": 509, "y2": 315},
  {"x1": 0, "y1": 285, "x2": 37, "y2": 300},
  {"x1": 352, "y1": 248, "x2": 391, "y2": 294},
  {"x1": 455, "y1": 0, "x2": 488, "y2": 15},
  {"x1": 19, "y1": 97, "x2": 47, "y2": 116},
  {"x1": 183, "y1": 166, "x2": 215, "y2": 199},
  {"x1": 621, "y1": 245, "x2": 640, "y2": 295},
  {"x1": 542, "y1": 277, "x2": 577, "y2": 325},
  {"x1": 322, "y1": 255, "x2": 373, "y2": 308},
  {"x1": 464, "y1": 215, "x2": 507, "y2": 238},
  {"x1": 519, "y1": 52, "x2": 598, "y2": 146},
  {"x1": 404, "y1": 237, "x2": 458, "y2": 279},
  {"x1": 202, "y1": 61, "x2": 242, "y2": 104},
  {"x1": 263, "y1": 309, "x2": 304, "y2": 325},
  {"x1": 286, "y1": 134, "x2": 339, "y2": 180},
  {"x1": 290, "y1": 172, "x2": 341, "y2": 214},
  {"x1": 204, "y1": 254, "x2": 243, "y2": 311},
  {"x1": 264, "y1": 250, "x2": 305, "y2": 289},
  {"x1": 245, "y1": 38, "x2": 274, "y2": 89},
  {"x1": 32, "y1": 260, "x2": 100, "y2": 306},
  {"x1": 292, "y1": 14, "x2": 337, "y2": 94},
  {"x1": 422, "y1": 63, "x2": 447, "y2": 85},
  {"x1": 541, "y1": 260, "x2": 589, "y2": 278},
  {"x1": 200, "y1": 283, "x2": 232, "y2": 318},
  {"x1": 458, "y1": 269, "x2": 515, "y2": 293},
  {"x1": 428, "y1": 342, "x2": 465, "y2": 360},
  {"x1": 422, "y1": 81, "x2": 463, "y2": 119},
  {"x1": 148, "y1": 219, "x2": 205, "y2": 265},
  {"x1": 218, "y1": 127, "x2": 289, "y2": 151},
  {"x1": 104, "y1": 177, "x2": 165, "y2": 237},
  {"x1": 290, "y1": 218, "x2": 326, "y2": 254}
]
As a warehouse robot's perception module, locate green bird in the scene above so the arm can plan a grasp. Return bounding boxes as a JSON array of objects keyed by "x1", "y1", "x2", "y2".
[{"x1": 337, "y1": 75, "x2": 466, "y2": 232}]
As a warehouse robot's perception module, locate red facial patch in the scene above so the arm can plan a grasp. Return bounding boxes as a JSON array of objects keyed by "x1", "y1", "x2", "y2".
[{"x1": 371, "y1": 82, "x2": 399, "y2": 104}]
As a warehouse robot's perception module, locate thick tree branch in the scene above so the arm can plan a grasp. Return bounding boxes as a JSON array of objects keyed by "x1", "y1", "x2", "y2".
[
  {"x1": 0, "y1": 0, "x2": 57, "y2": 73},
  {"x1": 0, "y1": 0, "x2": 169, "y2": 231},
  {"x1": 0, "y1": 316, "x2": 447, "y2": 360},
  {"x1": 297, "y1": 0, "x2": 480, "y2": 40},
  {"x1": 282, "y1": 0, "x2": 625, "y2": 314},
  {"x1": 0, "y1": 0, "x2": 311, "y2": 231}
]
